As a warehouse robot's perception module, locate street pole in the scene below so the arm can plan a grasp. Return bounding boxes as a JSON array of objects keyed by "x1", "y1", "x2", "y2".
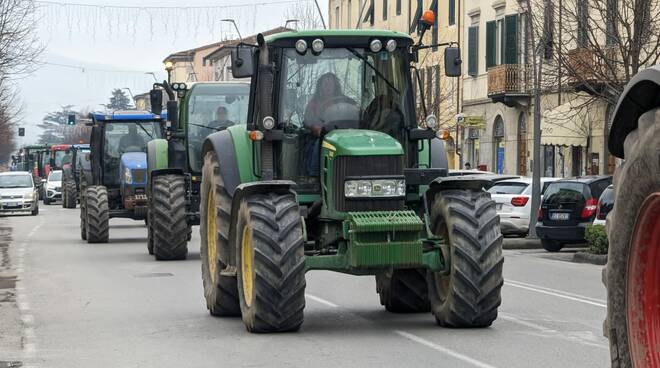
[{"x1": 527, "y1": 0, "x2": 542, "y2": 239}]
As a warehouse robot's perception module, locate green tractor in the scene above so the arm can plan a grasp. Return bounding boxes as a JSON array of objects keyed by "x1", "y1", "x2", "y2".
[
  {"x1": 62, "y1": 144, "x2": 90, "y2": 209},
  {"x1": 81, "y1": 112, "x2": 165, "y2": 243},
  {"x1": 145, "y1": 81, "x2": 249, "y2": 260},
  {"x1": 199, "y1": 24, "x2": 504, "y2": 331}
]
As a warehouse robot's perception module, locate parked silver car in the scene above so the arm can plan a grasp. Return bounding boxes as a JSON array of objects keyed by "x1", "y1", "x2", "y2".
[{"x1": 0, "y1": 171, "x2": 39, "y2": 215}]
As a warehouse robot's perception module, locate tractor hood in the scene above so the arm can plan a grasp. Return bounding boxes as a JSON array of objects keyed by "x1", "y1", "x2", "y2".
[
  {"x1": 322, "y1": 130, "x2": 403, "y2": 156},
  {"x1": 120, "y1": 152, "x2": 147, "y2": 170}
]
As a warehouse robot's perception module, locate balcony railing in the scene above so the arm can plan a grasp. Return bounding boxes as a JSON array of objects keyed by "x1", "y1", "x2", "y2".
[
  {"x1": 567, "y1": 46, "x2": 620, "y2": 85},
  {"x1": 487, "y1": 64, "x2": 531, "y2": 97}
]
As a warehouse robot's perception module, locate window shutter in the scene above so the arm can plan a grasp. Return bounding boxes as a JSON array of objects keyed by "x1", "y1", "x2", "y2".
[
  {"x1": 431, "y1": 0, "x2": 438, "y2": 50},
  {"x1": 409, "y1": 0, "x2": 423, "y2": 33},
  {"x1": 504, "y1": 14, "x2": 518, "y2": 64},
  {"x1": 448, "y1": 0, "x2": 456, "y2": 26},
  {"x1": 486, "y1": 21, "x2": 496, "y2": 68},
  {"x1": 383, "y1": 0, "x2": 388, "y2": 20},
  {"x1": 468, "y1": 26, "x2": 479, "y2": 76},
  {"x1": 396, "y1": 0, "x2": 401, "y2": 15}
]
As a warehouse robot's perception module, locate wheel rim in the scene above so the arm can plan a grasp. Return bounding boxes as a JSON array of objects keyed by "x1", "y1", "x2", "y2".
[
  {"x1": 626, "y1": 192, "x2": 660, "y2": 367},
  {"x1": 206, "y1": 191, "x2": 217, "y2": 284},
  {"x1": 241, "y1": 224, "x2": 254, "y2": 307}
]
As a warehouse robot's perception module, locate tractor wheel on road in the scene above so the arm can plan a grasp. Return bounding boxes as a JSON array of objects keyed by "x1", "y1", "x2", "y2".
[
  {"x1": 604, "y1": 108, "x2": 660, "y2": 368},
  {"x1": 541, "y1": 239, "x2": 564, "y2": 252},
  {"x1": 63, "y1": 179, "x2": 77, "y2": 208},
  {"x1": 85, "y1": 186, "x2": 109, "y2": 243},
  {"x1": 80, "y1": 181, "x2": 87, "y2": 240},
  {"x1": 236, "y1": 192, "x2": 306, "y2": 333},
  {"x1": 151, "y1": 175, "x2": 188, "y2": 260},
  {"x1": 146, "y1": 211, "x2": 154, "y2": 255},
  {"x1": 376, "y1": 268, "x2": 430, "y2": 313},
  {"x1": 427, "y1": 189, "x2": 504, "y2": 328},
  {"x1": 43, "y1": 196, "x2": 50, "y2": 205},
  {"x1": 200, "y1": 152, "x2": 240, "y2": 317},
  {"x1": 31, "y1": 205, "x2": 38, "y2": 216}
]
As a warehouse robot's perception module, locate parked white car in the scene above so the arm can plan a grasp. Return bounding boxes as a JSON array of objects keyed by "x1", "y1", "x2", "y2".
[
  {"x1": 487, "y1": 177, "x2": 560, "y2": 236},
  {"x1": 0, "y1": 171, "x2": 39, "y2": 215},
  {"x1": 44, "y1": 170, "x2": 62, "y2": 205}
]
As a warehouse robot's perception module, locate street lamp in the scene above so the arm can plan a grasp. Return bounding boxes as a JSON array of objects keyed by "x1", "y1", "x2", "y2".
[{"x1": 164, "y1": 61, "x2": 174, "y2": 83}]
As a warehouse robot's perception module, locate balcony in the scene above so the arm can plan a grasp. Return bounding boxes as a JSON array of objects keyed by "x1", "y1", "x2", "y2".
[
  {"x1": 487, "y1": 64, "x2": 531, "y2": 107},
  {"x1": 567, "y1": 47, "x2": 617, "y2": 94}
]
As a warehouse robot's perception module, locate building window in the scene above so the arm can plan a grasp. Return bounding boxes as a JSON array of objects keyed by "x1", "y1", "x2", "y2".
[
  {"x1": 577, "y1": 0, "x2": 588, "y2": 48},
  {"x1": 348, "y1": 0, "x2": 352, "y2": 28},
  {"x1": 493, "y1": 116, "x2": 505, "y2": 174},
  {"x1": 409, "y1": 0, "x2": 423, "y2": 34},
  {"x1": 335, "y1": 6, "x2": 340, "y2": 28},
  {"x1": 396, "y1": 0, "x2": 401, "y2": 15},
  {"x1": 431, "y1": 0, "x2": 438, "y2": 50},
  {"x1": 486, "y1": 14, "x2": 518, "y2": 68},
  {"x1": 606, "y1": 0, "x2": 617, "y2": 45},
  {"x1": 363, "y1": 0, "x2": 374, "y2": 26},
  {"x1": 468, "y1": 26, "x2": 479, "y2": 76},
  {"x1": 383, "y1": 0, "x2": 388, "y2": 20},
  {"x1": 543, "y1": 0, "x2": 554, "y2": 59},
  {"x1": 448, "y1": 0, "x2": 455, "y2": 26}
]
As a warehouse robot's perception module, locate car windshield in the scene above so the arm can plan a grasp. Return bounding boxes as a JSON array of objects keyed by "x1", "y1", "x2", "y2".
[
  {"x1": 543, "y1": 182, "x2": 588, "y2": 205},
  {"x1": 0, "y1": 175, "x2": 33, "y2": 188},
  {"x1": 277, "y1": 47, "x2": 414, "y2": 192},
  {"x1": 49, "y1": 171, "x2": 62, "y2": 181},
  {"x1": 186, "y1": 83, "x2": 250, "y2": 173},
  {"x1": 487, "y1": 182, "x2": 528, "y2": 195}
]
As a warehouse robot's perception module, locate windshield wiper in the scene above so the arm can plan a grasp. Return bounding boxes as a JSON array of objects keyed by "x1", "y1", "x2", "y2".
[
  {"x1": 347, "y1": 48, "x2": 400, "y2": 95},
  {"x1": 135, "y1": 122, "x2": 153, "y2": 140},
  {"x1": 189, "y1": 123, "x2": 226, "y2": 132}
]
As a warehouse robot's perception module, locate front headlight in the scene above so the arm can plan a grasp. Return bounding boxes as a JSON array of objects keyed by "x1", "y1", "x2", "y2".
[
  {"x1": 344, "y1": 179, "x2": 406, "y2": 198},
  {"x1": 24, "y1": 192, "x2": 35, "y2": 200},
  {"x1": 124, "y1": 168, "x2": 133, "y2": 184}
]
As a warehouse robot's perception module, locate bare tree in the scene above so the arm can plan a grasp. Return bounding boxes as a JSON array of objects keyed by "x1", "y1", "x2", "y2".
[{"x1": 284, "y1": 1, "x2": 323, "y2": 30}]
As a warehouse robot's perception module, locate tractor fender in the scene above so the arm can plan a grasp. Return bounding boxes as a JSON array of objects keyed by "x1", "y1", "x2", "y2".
[
  {"x1": 430, "y1": 138, "x2": 449, "y2": 170},
  {"x1": 202, "y1": 130, "x2": 242, "y2": 196},
  {"x1": 226, "y1": 180, "x2": 297, "y2": 267},
  {"x1": 424, "y1": 176, "x2": 493, "y2": 213}
]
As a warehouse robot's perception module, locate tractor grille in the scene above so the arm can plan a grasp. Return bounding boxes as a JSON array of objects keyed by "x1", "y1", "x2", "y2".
[
  {"x1": 132, "y1": 169, "x2": 147, "y2": 184},
  {"x1": 333, "y1": 155, "x2": 405, "y2": 212}
]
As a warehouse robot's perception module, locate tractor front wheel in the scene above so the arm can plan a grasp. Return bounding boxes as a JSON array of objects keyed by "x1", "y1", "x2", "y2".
[
  {"x1": 604, "y1": 108, "x2": 660, "y2": 368},
  {"x1": 236, "y1": 192, "x2": 306, "y2": 333},
  {"x1": 427, "y1": 189, "x2": 504, "y2": 328},
  {"x1": 63, "y1": 178, "x2": 77, "y2": 208},
  {"x1": 151, "y1": 175, "x2": 188, "y2": 261},
  {"x1": 376, "y1": 269, "x2": 430, "y2": 313},
  {"x1": 200, "y1": 152, "x2": 240, "y2": 317},
  {"x1": 85, "y1": 186, "x2": 109, "y2": 243},
  {"x1": 79, "y1": 180, "x2": 87, "y2": 240}
]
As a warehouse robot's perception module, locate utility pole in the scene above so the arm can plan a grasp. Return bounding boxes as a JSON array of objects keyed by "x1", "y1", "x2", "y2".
[{"x1": 526, "y1": 0, "x2": 543, "y2": 239}]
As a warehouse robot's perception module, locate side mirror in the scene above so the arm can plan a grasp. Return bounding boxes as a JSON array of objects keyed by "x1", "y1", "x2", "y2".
[
  {"x1": 150, "y1": 89, "x2": 163, "y2": 115},
  {"x1": 167, "y1": 100, "x2": 178, "y2": 130},
  {"x1": 231, "y1": 46, "x2": 254, "y2": 78},
  {"x1": 444, "y1": 47, "x2": 462, "y2": 77}
]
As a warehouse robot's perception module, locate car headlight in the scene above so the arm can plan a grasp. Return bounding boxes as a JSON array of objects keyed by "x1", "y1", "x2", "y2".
[
  {"x1": 24, "y1": 192, "x2": 35, "y2": 200},
  {"x1": 124, "y1": 168, "x2": 133, "y2": 184},
  {"x1": 344, "y1": 179, "x2": 406, "y2": 198}
]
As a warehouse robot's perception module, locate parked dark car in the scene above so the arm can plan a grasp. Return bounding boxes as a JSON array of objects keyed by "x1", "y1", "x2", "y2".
[
  {"x1": 536, "y1": 176, "x2": 613, "y2": 252},
  {"x1": 593, "y1": 184, "x2": 615, "y2": 226}
]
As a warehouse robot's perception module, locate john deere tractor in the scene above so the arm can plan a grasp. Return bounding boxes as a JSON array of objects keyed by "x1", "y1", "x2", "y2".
[
  {"x1": 198, "y1": 21, "x2": 504, "y2": 332},
  {"x1": 80, "y1": 112, "x2": 165, "y2": 243},
  {"x1": 62, "y1": 144, "x2": 90, "y2": 209},
  {"x1": 145, "y1": 81, "x2": 249, "y2": 260}
]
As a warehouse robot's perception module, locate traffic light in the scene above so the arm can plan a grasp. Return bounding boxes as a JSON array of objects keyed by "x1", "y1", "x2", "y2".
[
  {"x1": 18, "y1": 127, "x2": 24, "y2": 136},
  {"x1": 67, "y1": 114, "x2": 76, "y2": 125}
]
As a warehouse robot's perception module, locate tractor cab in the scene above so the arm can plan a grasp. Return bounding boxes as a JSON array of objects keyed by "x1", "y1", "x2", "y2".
[
  {"x1": 61, "y1": 144, "x2": 90, "y2": 208},
  {"x1": 47, "y1": 144, "x2": 73, "y2": 175}
]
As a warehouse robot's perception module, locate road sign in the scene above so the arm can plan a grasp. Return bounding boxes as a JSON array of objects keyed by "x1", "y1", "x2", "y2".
[
  {"x1": 18, "y1": 128, "x2": 25, "y2": 136},
  {"x1": 67, "y1": 114, "x2": 76, "y2": 125}
]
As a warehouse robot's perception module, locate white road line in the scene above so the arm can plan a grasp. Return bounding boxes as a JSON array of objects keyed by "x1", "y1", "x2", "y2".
[
  {"x1": 395, "y1": 331, "x2": 499, "y2": 368},
  {"x1": 499, "y1": 314, "x2": 608, "y2": 350},
  {"x1": 306, "y1": 294, "x2": 339, "y2": 308},
  {"x1": 505, "y1": 280, "x2": 606, "y2": 308}
]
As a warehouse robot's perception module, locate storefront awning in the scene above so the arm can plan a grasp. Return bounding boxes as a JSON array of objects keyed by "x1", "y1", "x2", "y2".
[{"x1": 541, "y1": 96, "x2": 590, "y2": 146}]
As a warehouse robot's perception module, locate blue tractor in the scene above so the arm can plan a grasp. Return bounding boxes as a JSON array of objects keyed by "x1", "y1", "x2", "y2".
[{"x1": 80, "y1": 111, "x2": 166, "y2": 243}]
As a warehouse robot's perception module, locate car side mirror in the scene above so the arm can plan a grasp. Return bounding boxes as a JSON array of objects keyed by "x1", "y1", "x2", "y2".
[
  {"x1": 444, "y1": 47, "x2": 462, "y2": 77},
  {"x1": 231, "y1": 46, "x2": 254, "y2": 78}
]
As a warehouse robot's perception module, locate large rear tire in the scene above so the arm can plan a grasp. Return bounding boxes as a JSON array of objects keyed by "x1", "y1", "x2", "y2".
[
  {"x1": 427, "y1": 190, "x2": 503, "y2": 328},
  {"x1": 85, "y1": 186, "x2": 109, "y2": 243},
  {"x1": 151, "y1": 175, "x2": 188, "y2": 261},
  {"x1": 376, "y1": 269, "x2": 430, "y2": 313},
  {"x1": 63, "y1": 178, "x2": 77, "y2": 208},
  {"x1": 236, "y1": 192, "x2": 306, "y2": 333},
  {"x1": 605, "y1": 108, "x2": 660, "y2": 368},
  {"x1": 200, "y1": 152, "x2": 240, "y2": 316},
  {"x1": 80, "y1": 180, "x2": 87, "y2": 240}
]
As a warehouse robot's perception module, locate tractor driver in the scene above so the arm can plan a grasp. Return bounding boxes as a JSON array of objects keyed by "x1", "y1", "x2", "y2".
[
  {"x1": 208, "y1": 106, "x2": 235, "y2": 131},
  {"x1": 119, "y1": 124, "x2": 146, "y2": 153}
]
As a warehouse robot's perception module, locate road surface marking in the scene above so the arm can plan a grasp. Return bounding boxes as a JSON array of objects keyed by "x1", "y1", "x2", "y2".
[
  {"x1": 499, "y1": 313, "x2": 608, "y2": 349},
  {"x1": 306, "y1": 294, "x2": 339, "y2": 308},
  {"x1": 505, "y1": 280, "x2": 606, "y2": 308},
  {"x1": 395, "y1": 331, "x2": 499, "y2": 368}
]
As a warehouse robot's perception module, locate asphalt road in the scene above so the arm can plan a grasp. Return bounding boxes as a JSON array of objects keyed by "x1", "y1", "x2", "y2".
[{"x1": 0, "y1": 204, "x2": 609, "y2": 368}]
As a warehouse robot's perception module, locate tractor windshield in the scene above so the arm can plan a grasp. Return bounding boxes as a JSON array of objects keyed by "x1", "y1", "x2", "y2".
[
  {"x1": 278, "y1": 47, "x2": 414, "y2": 192},
  {"x1": 54, "y1": 150, "x2": 69, "y2": 169},
  {"x1": 103, "y1": 121, "x2": 163, "y2": 186},
  {"x1": 186, "y1": 83, "x2": 249, "y2": 173}
]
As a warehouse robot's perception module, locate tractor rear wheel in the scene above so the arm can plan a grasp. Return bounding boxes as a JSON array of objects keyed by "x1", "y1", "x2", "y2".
[
  {"x1": 200, "y1": 152, "x2": 240, "y2": 316},
  {"x1": 236, "y1": 192, "x2": 306, "y2": 333},
  {"x1": 376, "y1": 269, "x2": 430, "y2": 313},
  {"x1": 85, "y1": 186, "x2": 109, "y2": 243},
  {"x1": 604, "y1": 108, "x2": 660, "y2": 368},
  {"x1": 427, "y1": 189, "x2": 503, "y2": 328},
  {"x1": 151, "y1": 175, "x2": 188, "y2": 261},
  {"x1": 63, "y1": 178, "x2": 77, "y2": 208},
  {"x1": 146, "y1": 210, "x2": 154, "y2": 255}
]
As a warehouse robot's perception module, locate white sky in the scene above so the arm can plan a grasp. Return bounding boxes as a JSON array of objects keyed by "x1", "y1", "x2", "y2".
[{"x1": 17, "y1": 0, "x2": 329, "y2": 145}]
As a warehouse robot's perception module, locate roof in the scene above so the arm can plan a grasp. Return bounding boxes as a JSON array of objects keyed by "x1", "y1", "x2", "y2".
[
  {"x1": 89, "y1": 111, "x2": 165, "y2": 122},
  {"x1": 554, "y1": 175, "x2": 612, "y2": 183},
  {"x1": 203, "y1": 27, "x2": 290, "y2": 63},
  {"x1": 265, "y1": 29, "x2": 412, "y2": 43}
]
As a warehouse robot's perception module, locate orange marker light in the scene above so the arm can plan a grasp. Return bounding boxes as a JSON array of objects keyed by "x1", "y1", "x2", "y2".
[
  {"x1": 440, "y1": 129, "x2": 450, "y2": 140},
  {"x1": 248, "y1": 131, "x2": 264, "y2": 141},
  {"x1": 421, "y1": 10, "x2": 435, "y2": 27}
]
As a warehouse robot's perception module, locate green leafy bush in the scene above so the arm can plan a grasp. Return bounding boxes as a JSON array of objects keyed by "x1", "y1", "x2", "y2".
[{"x1": 585, "y1": 224, "x2": 608, "y2": 255}]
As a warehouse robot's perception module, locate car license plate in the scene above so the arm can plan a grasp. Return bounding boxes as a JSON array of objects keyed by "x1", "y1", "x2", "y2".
[{"x1": 550, "y1": 212, "x2": 570, "y2": 220}]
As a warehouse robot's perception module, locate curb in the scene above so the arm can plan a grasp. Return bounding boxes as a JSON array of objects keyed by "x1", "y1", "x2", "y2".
[
  {"x1": 502, "y1": 238, "x2": 541, "y2": 250},
  {"x1": 573, "y1": 251, "x2": 608, "y2": 265}
]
